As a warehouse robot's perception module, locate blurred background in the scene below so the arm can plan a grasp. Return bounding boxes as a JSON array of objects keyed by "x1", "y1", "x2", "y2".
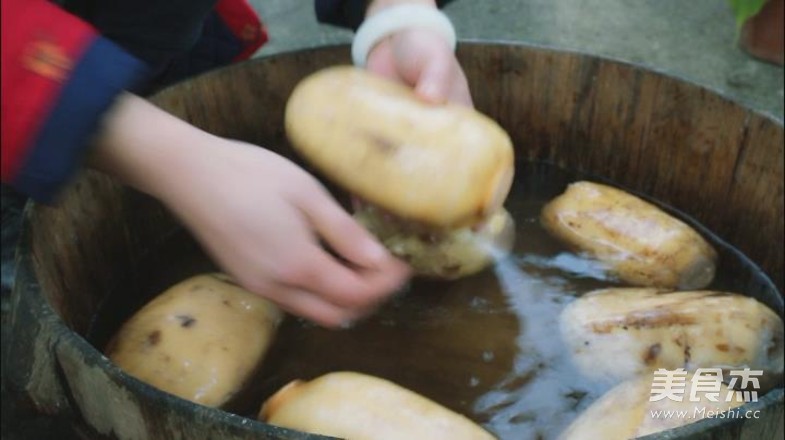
[{"x1": 249, "y1": 0, "x2": 783, "y2": 120}]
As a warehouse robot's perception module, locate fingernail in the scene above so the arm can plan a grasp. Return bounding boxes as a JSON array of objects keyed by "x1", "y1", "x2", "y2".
[
  {"x1": 364, "y1": 241, "x2": 388, "y2": 264},
  {"x1": 417, "y1": 82, "x2": 443, "y2": 103}
]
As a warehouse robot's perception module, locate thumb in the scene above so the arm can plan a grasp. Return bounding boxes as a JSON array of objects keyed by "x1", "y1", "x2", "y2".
[
  {"x1": 390, "y1": 28, "x2": 454, "y2": 104},
  {"x1": 412, "y1": 44, "x2": 452, "y2": 104}
]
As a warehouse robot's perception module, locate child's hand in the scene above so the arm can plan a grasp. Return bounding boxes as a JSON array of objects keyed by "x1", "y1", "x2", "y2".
[
  {"x1": 365, "y1": 27, "x2": 473, "y2": 107},
  {"x1": 91, "y1": 94, "x2": 410, "y2": 328},
  {"x1": 163, "y1": 140, "x2": 411, "y2": 328}
]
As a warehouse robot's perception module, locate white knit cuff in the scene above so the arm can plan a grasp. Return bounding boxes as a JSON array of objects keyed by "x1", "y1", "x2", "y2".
[{"x1": 351, "y1": 4, "x2": 457, "y2": 67}]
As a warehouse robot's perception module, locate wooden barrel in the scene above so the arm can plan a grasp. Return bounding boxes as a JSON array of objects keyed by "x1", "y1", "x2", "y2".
[{"x1": 3, "y1": 43, "x2": 783, "y2": 439}]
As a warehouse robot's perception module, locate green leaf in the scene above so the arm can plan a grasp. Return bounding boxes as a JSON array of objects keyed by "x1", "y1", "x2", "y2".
[{"x1": 728, "y1": 0, "x2": 768, "y2": 32}]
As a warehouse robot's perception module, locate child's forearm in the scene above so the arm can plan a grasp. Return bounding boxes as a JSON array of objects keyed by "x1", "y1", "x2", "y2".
[{"x1": 87, "y1": 93, "x2": 213, "y2": 202}]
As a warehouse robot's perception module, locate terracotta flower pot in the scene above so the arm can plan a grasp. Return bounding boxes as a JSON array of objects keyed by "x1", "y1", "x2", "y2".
[{"x1": 740, "y1": 0, "x2": 784, "y2": 65}]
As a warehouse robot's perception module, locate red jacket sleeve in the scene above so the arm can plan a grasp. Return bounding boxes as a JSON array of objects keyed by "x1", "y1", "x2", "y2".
[
  {"x1": 215, "y1": 0, "x2": 268, "y2": 61},
  {"x1": 1, "y1": 0, "x2": 148, "y2": 202}
]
